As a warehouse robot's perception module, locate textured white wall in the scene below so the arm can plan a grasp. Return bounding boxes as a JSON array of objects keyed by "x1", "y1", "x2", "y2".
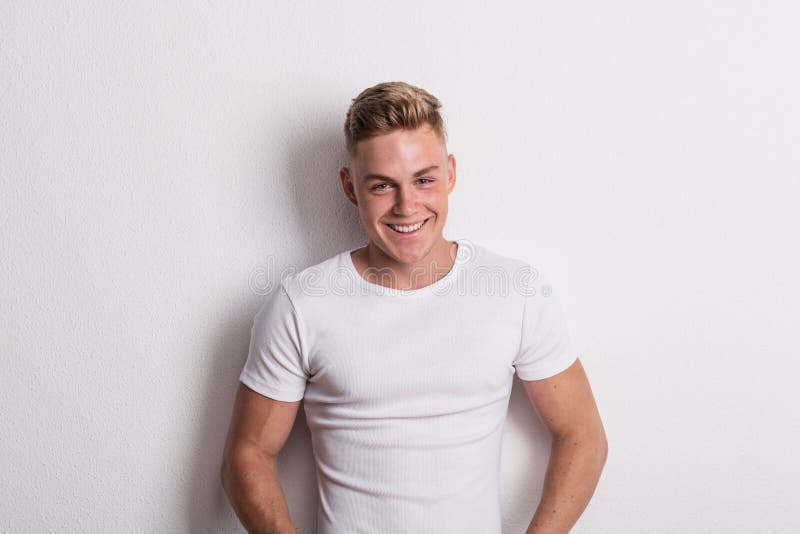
[{"x1": 2, "y1": 1, "x2": 799, "y2": 532}]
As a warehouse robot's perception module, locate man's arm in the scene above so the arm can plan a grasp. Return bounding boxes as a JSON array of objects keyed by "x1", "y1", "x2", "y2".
[
  {"x1": 220, "y1": 382, "x2": 301, "y2": 534},
  {"x1": 521, "y1": 358, "x2": 608, "y2": 534}
]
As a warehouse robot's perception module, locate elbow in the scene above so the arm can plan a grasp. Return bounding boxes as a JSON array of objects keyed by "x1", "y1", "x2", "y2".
[
  {"x1": 220, "y1": 443, "x2": 274, "y2": 494},
  {"x1": 220, "y1": 452, "x2": 234, "y2": 494},
  {"x1": 599, "y1": 434, "x2": 609, "y2": 465},
  {"x1": 591, "y1": 417, "x2": 609, "y2": 460},
  {"x1": 599, "y1": 420, "x2": 609, "y2": 458},
  {"x1": 593, "y1": 424, "x2": 609, "y2": 474},
  {"x1": 577, "y1": 430, "x2": 608, "y2": 477},
  {"x1": 219, "y1": 445, "x2": 245, "y2": 495},
  {"x1": 589, "y1": 422, "x2": 609, "y2": 465},
  {"x1": 555, "y1": 425, "x2": 608, "y2": 464}
]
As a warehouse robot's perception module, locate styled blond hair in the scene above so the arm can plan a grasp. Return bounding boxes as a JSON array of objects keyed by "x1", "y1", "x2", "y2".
[{"x1": 343, "y1": 81, "x2": 447, "y2": 157}]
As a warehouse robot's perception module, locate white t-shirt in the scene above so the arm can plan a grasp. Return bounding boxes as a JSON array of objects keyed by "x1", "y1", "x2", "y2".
[{"x1": 240, "y1": 238, "x2": 577, "y2": 534}]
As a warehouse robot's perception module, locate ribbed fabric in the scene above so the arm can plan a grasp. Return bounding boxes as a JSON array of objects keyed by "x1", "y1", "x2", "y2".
[{"x1": 240, "y1": 238, "x2": 577, "y2": 534}]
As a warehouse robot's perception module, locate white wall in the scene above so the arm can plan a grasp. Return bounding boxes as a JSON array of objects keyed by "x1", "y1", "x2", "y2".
[{"x1": 2, "y1": 1, "x2": 798, "y2": 532}]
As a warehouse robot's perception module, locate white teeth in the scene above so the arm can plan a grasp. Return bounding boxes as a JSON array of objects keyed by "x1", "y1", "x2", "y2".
[{"x1": 388, "y1": 219, "x2": 426, "y2": 233}]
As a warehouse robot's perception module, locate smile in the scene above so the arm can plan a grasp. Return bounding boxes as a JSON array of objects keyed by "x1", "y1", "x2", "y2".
[{"x1": 385, "y1": 217, "x2": 430, "y2": 234}]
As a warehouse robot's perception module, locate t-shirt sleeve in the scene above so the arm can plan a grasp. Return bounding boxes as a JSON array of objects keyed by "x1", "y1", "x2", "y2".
[
  {"x1": 512, "y1": 268, "x2": 578, "y2": 381},
  {"x1": 239, "y1": 282, "x2": 309, "y2": 401}
]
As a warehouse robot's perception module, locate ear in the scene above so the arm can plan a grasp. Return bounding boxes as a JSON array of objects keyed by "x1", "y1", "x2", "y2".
[
  {"x1": 446, "y1": 154, "x2": 456, "y2": 194},
  {"x1": 339, "y1": 166, "x2": 358, "y2": 206}
]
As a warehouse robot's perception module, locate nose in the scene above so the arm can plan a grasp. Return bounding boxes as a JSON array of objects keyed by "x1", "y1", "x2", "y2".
[{"x1": 392, "y1": 185, "x2": 419, "y2": 216}]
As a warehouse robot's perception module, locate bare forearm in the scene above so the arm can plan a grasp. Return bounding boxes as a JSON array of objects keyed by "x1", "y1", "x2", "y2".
[
  {"x1": 221, "y1": 452, "x2": 297, "y2": 534},
  {"x1": 525, "y1": 431, "x2": 607, "y2": 534}
]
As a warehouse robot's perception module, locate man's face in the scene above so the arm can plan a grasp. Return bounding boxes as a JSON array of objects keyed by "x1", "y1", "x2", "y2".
[{"x1": 340, "y1": 124, "x2": 456, "y2": 267}]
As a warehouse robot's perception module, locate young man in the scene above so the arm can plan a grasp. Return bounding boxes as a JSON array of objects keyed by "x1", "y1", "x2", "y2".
[{"x1": 221, "y1": 81, "x2": 608, "y2": 534}]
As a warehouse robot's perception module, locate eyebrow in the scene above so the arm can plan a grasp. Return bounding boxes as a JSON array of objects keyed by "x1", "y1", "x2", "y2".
[{"x1": 362, "y1": 165, "x2": 439, "y2": 182}]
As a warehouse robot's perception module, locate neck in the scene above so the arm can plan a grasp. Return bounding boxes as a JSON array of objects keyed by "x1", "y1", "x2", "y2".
[{"x1": 354, "y1": 239, "x2": 458, "y2": 291}]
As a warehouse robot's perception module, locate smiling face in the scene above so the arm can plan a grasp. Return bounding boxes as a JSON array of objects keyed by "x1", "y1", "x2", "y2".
[{"x1": 339, "y1": 124, "x2": 456, "y2": 271}]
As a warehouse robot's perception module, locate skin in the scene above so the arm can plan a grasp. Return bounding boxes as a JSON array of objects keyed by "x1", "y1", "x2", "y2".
[
  {"x1": 221, "y1": 123, "x2": 608, "y2": 534},
  {"x1": 522, "y1": 359, "x2": 608, "y2": 534},
  {"x1": 220, "y1": 385, "x2": 300, "y2": 534},
  {"x1": 339, "y1": 124, "x2": 457, "y2": 290}
]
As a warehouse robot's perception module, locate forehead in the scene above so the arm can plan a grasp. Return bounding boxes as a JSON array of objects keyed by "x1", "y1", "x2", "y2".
[{"x1": 351, "y1": 125, "x2": 446, "y2": 174}]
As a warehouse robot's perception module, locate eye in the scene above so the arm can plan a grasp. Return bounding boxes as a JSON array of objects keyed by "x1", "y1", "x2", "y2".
[
  {"x1": 418, "y1": 178, "x2": 434, "y2": 184},
  {"x1": 371, "y1": 183, "x2": 392, "y2": 191}
]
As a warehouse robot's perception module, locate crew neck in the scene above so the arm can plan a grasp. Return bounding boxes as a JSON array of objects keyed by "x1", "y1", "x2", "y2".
[{"x1": 343, "y1": 238, "x2": 470, "y2": 297}]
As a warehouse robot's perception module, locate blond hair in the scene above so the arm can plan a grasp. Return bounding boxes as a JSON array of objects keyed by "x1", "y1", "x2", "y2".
[{"x1": 343, "y1": 81, "x2": 447, "y2": 157}]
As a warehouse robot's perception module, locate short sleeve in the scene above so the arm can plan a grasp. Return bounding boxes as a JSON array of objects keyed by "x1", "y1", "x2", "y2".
[
  {"x1": 239, "y1": 282, "x2": 309, "y2": 401},
  {"x1": 512, "y1": 268, "x2": 578, "y2": 381}
]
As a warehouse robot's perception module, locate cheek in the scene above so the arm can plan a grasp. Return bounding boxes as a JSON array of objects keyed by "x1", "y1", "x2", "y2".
[
  {"x1": 359, "y1": 197, "x2": 389, "y2": 217},
  {"x1": 423, "y1": 190, "x2": 448, "y2": 208}
]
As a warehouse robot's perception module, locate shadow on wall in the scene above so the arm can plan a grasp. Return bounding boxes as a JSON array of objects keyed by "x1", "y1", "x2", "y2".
[
  {"x1": 182, "y1": 292, "x2": 317, "y2": 534},
  {"x1": 280, "y1": 102, "x2": 365, "y2": 267},
  {"x1": 183, "y1": 114, "x2": 360, "y2": 533},
  {"x1": 502, "y1": 377, "x2": 557, "y2": 533}
]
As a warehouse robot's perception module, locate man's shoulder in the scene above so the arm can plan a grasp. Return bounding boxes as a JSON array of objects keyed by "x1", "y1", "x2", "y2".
[
  {"x1": 276, "y1": 247, "x2": 353, "y2": 303},
  {"x1": 462, "y1": 239, "x2": 531, "y2": 275},
  {"x1": 279, "y1": 248, "x2": 342, "y2": 283},
  {"x1": 461, "y1": 239, "x2": 552, "y2": 297}
]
